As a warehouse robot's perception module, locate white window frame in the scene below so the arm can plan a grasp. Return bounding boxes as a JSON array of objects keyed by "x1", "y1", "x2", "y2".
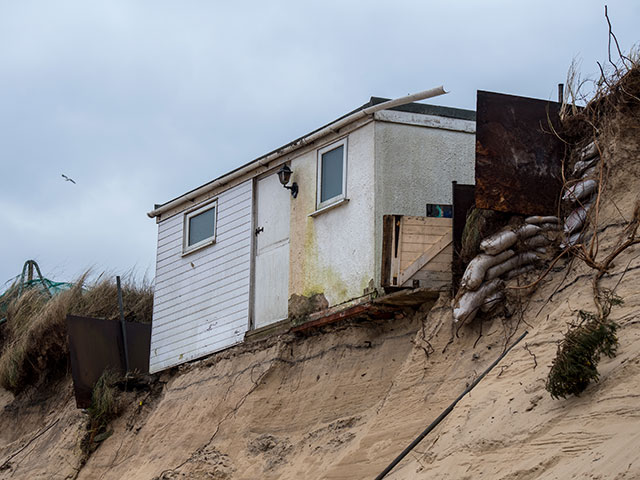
[
  {"x1": 182, "y1": 199, "x2": 218, "y2": 255},
  {"x1": 316, "y1": 138, "x2": 348, "y2": 210}
]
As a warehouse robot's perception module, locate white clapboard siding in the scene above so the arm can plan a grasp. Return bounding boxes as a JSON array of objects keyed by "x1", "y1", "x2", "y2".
[
  {"x1": 155, "y1": 200, "x2": 252, "y2": 265},
  {"x1": 150, "y1": 180, "x2": 253, "y2": 373}
]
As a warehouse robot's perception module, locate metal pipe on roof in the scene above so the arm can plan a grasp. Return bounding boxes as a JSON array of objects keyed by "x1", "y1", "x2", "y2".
[{"x1": 147, "y1": 86, "x2": 447, "y2": 219}]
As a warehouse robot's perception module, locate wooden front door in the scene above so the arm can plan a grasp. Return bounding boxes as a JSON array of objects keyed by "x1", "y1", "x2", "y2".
[{"x1": 252, "y1": 173, "x2": 291, "y2": 329}]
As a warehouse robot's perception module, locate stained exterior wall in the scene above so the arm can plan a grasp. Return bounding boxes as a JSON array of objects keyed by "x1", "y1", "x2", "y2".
[
  {"x1": 149, "y1": 180, "x2": 253, "y2": 373},
  {"x1": 374, "y1": 111, "x2": 476, "y2": 285},
  {"x1": 288, "y1": 121, "x2": 376, "y2": 307},
  {"x1": 148, "y1": 107, "x2": 475, "y2": 372}
]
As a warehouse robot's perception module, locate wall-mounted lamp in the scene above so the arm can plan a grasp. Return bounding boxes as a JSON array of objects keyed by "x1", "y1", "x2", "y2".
[{"x1": 277, "y1": 164, "x2": 298, "y2": 198}]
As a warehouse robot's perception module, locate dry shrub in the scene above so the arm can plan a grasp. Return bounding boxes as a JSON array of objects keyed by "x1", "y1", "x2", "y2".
[{"x1": 0, "y1": 275, "x2": 153, "y2": 393}]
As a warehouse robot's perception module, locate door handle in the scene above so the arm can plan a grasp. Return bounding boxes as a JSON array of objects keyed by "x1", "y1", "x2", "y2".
[{"x1": 255, "y1": 226, "x2": 264, "y2": 236}]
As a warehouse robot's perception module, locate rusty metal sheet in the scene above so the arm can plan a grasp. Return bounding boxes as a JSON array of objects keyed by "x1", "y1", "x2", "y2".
[
  {"x1": 452, "y1": 182, "x2": 476, "y2": 293},
  {"x1": 66, "y1": 315, "x2": 150, "y2": 408},
  {"x1": 475, "y1": 90, "x2": 564, "y2": 216},
  {"x1": 452, "y1": 182, "x2": 476, "y2": 257}
]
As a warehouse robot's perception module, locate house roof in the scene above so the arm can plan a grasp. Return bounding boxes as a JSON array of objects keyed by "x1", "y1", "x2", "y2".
[{"x1": 150, "y1": 96, "x2": 475, "y2": 217}]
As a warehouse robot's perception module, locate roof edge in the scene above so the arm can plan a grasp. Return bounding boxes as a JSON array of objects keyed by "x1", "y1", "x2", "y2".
[{"x1": 148, "y1": 87, "x2": 464, "y2": 219}]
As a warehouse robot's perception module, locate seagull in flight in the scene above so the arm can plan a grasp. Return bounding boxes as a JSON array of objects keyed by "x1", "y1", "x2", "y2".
[{"x1": 61, "y1": 174, "x2": 76, "y2": 184}]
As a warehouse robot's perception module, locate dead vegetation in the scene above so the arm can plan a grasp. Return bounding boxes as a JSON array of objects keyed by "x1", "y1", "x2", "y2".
[
  {"x1": 543, "y1": 25, "x2": 640, "y2": 398},
  {"x1": 0, "y1": 275, "x2": 153, "y2": 394}
]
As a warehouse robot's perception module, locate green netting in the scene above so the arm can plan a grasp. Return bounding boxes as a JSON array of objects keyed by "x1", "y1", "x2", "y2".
[{"x1": 0, "y1": 261, "x2": 73, "y2": 323}]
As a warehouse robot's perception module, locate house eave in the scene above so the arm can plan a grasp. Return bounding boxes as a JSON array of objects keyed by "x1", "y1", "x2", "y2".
[{"x1": 148, "y1": 86, "x2": 464, "y2": 221}]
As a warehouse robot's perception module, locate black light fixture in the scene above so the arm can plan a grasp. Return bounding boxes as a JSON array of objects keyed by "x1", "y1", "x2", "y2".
[{"x1": 277, "y1": 164, "x2": 298, "y2": 198}]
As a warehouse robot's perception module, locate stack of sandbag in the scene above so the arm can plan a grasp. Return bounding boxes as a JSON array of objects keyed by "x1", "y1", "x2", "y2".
[
  {"x1": 453, "y1": 216, "x2": 559, "y2": 324},
  {"x1": 561, "y1": 141, "x2": 600, "y2": 248}
]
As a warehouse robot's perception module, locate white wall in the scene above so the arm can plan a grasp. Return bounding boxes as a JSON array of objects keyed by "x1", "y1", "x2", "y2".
[
  {"x1": 288, "y1": 121, "x2": 377, "y2": 306},
  {"x1": 149, "y1": 180, "x2": 253, "y2": 373}
]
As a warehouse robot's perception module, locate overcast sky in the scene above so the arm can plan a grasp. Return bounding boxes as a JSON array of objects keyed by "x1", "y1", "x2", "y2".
[{"x1": 0, "y1": 0, "x2": 637, "y2": 288}]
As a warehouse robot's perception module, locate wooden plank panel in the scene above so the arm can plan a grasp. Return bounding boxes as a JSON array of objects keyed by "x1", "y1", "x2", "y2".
[
  {"x1": 400, "y1": 225, "x2": 452, "y2": 236},
  {"x1": 397, "y1": 234, "x2": 452, "y2": 286},
  {"x1": 399, "y1": 243, "x2": 452, "y2": 266},
  {"x1": 400, "y1": 234, "x2": 443, "y2": 245},
  {"x1": 399, "y1": 244, "x2": 439, "y2": 257},
  {"x1": 402, "y1": 217, "x2": 453, "y2": 227},
  {"x1": 400, "y1": 259, "x2": 451, "y2": 272}
]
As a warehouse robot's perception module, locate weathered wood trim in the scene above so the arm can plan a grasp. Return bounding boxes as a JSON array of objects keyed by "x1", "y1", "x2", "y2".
[{"x1": 381, "y1": 215, "x2": 394, "y2": 287}]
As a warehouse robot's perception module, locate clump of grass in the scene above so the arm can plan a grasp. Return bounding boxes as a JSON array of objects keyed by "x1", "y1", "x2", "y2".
[
  {"x1": 546, "y1": 306, "x2": 621, "y2": 399},
  {"x1": 0, "y1": 284, "x2": 84, "y2": 392},
  {"x1": 78, "y1": 276, "x2": 154, "y2": 324},
  {"x1": 0, "y1": 274, "x2": 153, "y2": 393},
  {"x1": 81, "y1": 370, "x2": 122, "y2": 455}
]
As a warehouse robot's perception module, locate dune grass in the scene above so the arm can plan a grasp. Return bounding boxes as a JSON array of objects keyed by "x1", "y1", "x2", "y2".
[{"x1": 0, "y1": 275, "x2": 153, "y2": 393}]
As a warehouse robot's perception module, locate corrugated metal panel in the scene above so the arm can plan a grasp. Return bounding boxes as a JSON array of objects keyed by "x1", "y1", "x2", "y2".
[{"x1": 149, "y1": 180, "x2": 253, "y2": 373}]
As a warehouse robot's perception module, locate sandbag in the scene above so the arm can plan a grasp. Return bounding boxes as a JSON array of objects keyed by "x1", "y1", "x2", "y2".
[
  {"x1": 480, "y1": 230, "x2": 518, "y2": 255},
  {"x1": 525, "y1": 216, "x2": 559, "y2": 225},
  {"x1": 480, "y1": 291, "x2": 504, "y2": 313},
  {"x1": 578, "y1": 142, "x2": 598, "y2": 161},
  {"x1": 506, "y1": 264, "x2": 535, "y2": 279},
  {"x1": 486, "y1": 252, "x2": 539, "y2": 281},
  {"x1": 560, "y1": 231, "x2": 592, "y2": 249},
  {"x1": 564, "y1": 203, "x2": 593, "y2": 234},
  {"x1": 581, "y1": 166, "x2": 598, "y2": 179},
  {"x1": 562, "y1": 179, "x2": 597, "y2": 203},
  {"x1": 540, "y1": 222, "x2": 560, "y2": 232},
  {"x1": 515, "y1": 224, "x2": 541, "y2": 239},
  {"x1": 453, "y1": 279, "x2": 504, "y2": 323},
  {"x1": 572, "y1": 156, "x2": 599, "y2": 176},
  {"x1": 524, "y1": 234, "x2": 551, "y2": 248},
  {"x1": 461, "y1": 250, "x2": 515, "y2": 291}
]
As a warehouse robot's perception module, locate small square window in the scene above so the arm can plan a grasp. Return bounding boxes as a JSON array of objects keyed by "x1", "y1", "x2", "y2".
[
  {"x1": 317, "y1": 139, "x2": 347, "y2": 209},
  {"x1": 183, "y1": 201, "x2": 217, "y2": 254}
]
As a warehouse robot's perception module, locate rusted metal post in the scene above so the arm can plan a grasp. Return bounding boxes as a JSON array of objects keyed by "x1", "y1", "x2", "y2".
[
  {"x1": 116, "y1": 276, "x2": 130, "y2": 373},
  {"x1": 558, "y1": 83, "x2": 564, "y2": 104}
]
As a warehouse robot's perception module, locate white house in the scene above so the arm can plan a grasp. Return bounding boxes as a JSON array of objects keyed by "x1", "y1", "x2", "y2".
[{"x1": 147, "y1": 90, "x2": 476, "y2": 373}]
